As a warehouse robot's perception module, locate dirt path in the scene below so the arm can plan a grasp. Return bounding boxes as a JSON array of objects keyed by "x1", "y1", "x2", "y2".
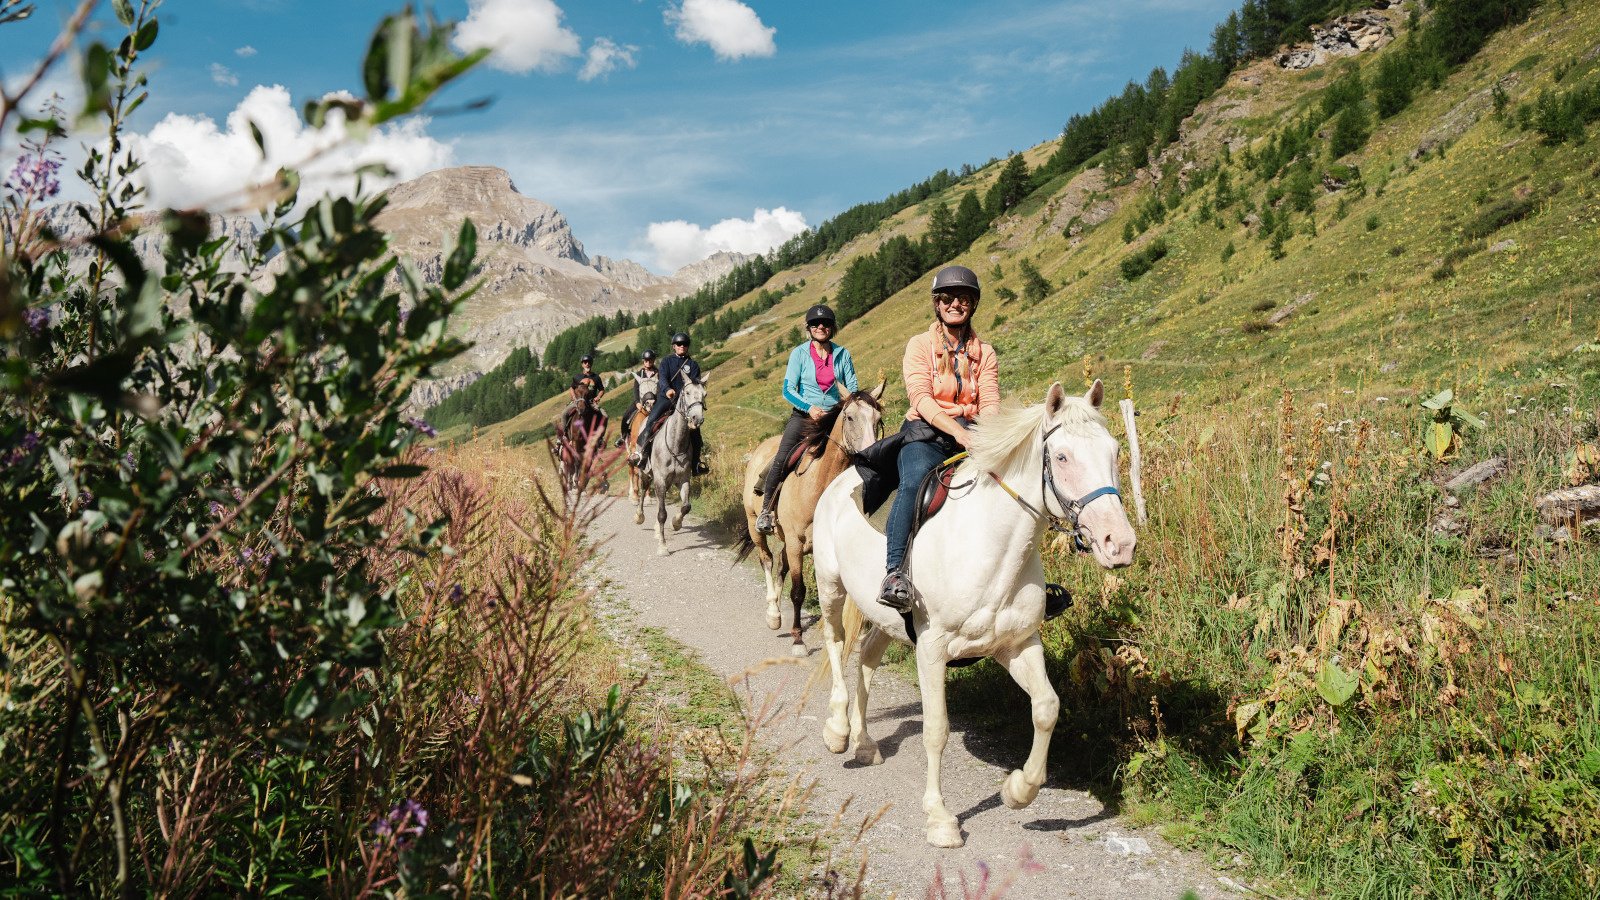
[{"x1": 589, "y1": 496, "x2": 1241, "y2": 900}]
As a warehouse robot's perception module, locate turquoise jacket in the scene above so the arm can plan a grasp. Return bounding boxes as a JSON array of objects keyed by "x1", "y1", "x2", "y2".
[{"x1": 782, "y1": 342, "x2": 858, "y2": 412}]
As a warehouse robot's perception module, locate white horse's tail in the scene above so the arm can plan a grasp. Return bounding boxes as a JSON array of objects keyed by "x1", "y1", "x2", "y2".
[{"x1": 808, "y1": 594, "x2": 869, "y2": 693}]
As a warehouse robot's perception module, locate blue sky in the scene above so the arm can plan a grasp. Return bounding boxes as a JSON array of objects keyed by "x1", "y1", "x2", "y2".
[{"x1": 1, "y1": 0, "x2": 1238, "y2": 271}]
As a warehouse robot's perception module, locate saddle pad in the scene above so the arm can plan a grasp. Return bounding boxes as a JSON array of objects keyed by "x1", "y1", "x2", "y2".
[{"x1": 913, "y1": 457, "x2": 965, "y2": 532}]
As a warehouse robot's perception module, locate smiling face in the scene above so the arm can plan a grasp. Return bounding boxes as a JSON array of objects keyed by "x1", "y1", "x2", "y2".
[{"x1": 1042, "y1": 381, "x2": 1136, "y2": 569}]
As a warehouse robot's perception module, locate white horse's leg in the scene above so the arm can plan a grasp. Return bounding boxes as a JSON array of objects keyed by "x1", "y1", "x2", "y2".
[
  {"x1": 655, "y1": 477, "x2": 670, "y2": 556},
  {"x1": 849, "y1": 626, "x2": 890, "y2": 765},
  {"x1": 671, "y1": 478, "x2": 689, "y2": 531},
  {"x1": 634, "y1": 465, "x2": 647, "y2": 524},
  {"x1": 995, "y1": 636, "x2": 1059, "y2": 811},
  {"x1": 817, "y1": 590, "x2": 851, "y2": 755},
  {"x1": 916, "y1": 638, "x2": 963, "y2": 848}
]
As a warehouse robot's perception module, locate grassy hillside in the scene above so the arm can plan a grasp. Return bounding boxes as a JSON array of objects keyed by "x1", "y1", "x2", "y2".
[{"x1": 456, "y1": 4, "x2": 1600, "y2": 896}]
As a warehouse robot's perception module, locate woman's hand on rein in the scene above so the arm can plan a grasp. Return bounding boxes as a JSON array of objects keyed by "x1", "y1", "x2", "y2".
[{"x1": 808, "y1": 406, "x2": 828, "y2": 420}]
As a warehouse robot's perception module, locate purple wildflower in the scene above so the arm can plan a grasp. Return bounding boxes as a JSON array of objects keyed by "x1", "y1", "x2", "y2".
[
  {"x1": 209, "y1": 501, "x2": 224, "y2": 517},
  {"x1": 5, "y1": 151, "x2": 61, "y2": 203},
  {"x1": 399, "y1": 309, "x2": 411, "y2": 324},
  {"x1": 375, "y1": 799, "x2": 429, "y2": 844},
  {"x1": 22, "y1": 309, "x2": 49, "y2": 336},
  {"x1": 77, "y1": 489, "x2": 93, "y2": 505},
  {"x1": 20, "y1": 432, "x2": 40, "y2": 452},
  {"x1": 239, "y1": 547, "x2": 254, "y2": 562},
  {"x1": 406, "y1": 417, "x2": 437, "y2": 438},
  {"x1": 122, "y1": 452, "x2": 135, "y2": 470},
  {"x1": 448, "y1": 584, "x2": 464, "y2": 605}
]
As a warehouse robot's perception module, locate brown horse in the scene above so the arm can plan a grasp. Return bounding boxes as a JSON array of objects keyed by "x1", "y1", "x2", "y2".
[
  {"x1": 556, "y1": 403, "x2": 607, "y2": 492},
  {"x1": 736, "y1": 383, "x2": 884, "y2": 656},
  {"x1": 623, "y1": 374, "x2": 658, "y2": 506}
]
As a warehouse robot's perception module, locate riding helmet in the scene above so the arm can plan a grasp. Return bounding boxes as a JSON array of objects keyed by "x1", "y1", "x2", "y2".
[
  {"x1": 641, "y1": 349, "x2": 657, "y2": 361},
  {"x1": 931, "y1": 265, "x2": 981, "y2": 299},
  {"x1": 805, "y1": 304, "x2": 836, "y2": 327},
  {"x1": 671, "y1": 332, "x2": 691, "y2": 345},
  {"x1": 580, "y1": 353, "x2": 595, "y2": 364}
]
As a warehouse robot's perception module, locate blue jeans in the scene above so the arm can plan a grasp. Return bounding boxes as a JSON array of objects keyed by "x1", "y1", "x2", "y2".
[{"x1": 884, "y1": 439, "x2": 949, "y2": 572}]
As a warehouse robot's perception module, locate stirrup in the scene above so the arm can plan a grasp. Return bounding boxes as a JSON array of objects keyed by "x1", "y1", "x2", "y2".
[
  {"x1": 1044, "y1": 583, "x2": 1073, "y2": 621},
  {"x1": 755, "y1": 511, "x2": 775, "y2": 535},
  {"x1": 692, "y1": 460, "x2": 710, "y2": 476},
  {"x1": 879, "y1": 569, "x2": 913, "y2": 612}
]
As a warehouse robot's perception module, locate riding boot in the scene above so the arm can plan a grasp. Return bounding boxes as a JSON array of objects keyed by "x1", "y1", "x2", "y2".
[
  {"x1": 690, "y1": 431, "x2": 709, "y2": 476},
  {"x1": 878, "y1": 569, "x2": 913, "y2": 612}
]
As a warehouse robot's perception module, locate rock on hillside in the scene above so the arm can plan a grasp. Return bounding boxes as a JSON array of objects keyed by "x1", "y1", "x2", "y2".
[
  {"x1": 670, "y1": 249, "x2": 754, "y2": 288},
  {"x1": 373, "y1": 166, "x2": 745, "y2": 381}
]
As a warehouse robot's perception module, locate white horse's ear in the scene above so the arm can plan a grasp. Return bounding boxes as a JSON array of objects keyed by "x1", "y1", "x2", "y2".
[
  {"x1": 699, "y1": 373, "x2": 710, "y2": 387},
  {"x1": 869, "y1": 379, "x2": 886, "y2": 401},
  {"x1": 1085, "y1": 379, "x2": 1104, "y2": 409},
  {"x1": 1046, "y1": 381, "x2": 1067, "y2": 417}
]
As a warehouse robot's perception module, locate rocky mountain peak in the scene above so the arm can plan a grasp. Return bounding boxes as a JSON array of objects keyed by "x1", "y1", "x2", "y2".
[{"x1": 380, "y1": 165, "x2": 589, "y2": 264}]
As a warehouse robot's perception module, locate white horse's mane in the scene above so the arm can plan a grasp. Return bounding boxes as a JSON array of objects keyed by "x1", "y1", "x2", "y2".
[{"x1": 963, "y1": 396, "x2": 1106, "y2": 480}]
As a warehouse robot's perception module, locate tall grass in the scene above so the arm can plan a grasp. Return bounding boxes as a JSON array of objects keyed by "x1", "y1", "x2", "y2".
[
  {"x1": 0, "y1": 442, "x2": 819, "y2": 895},
  {"x1": 696, "y1": 385, "x2": 1600, "y2": 897}
]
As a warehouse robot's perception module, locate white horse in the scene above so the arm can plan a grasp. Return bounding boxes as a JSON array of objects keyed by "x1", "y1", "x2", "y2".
[
  {"x1": 637, "y1": 374, "x2": 708, "y2": 556},
  {"x1": 810, "y1": 380, "x2": 1136, "y2": 848}
]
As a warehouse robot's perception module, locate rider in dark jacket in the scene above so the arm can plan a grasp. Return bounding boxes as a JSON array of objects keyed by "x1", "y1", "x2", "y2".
[
  {"x1": 632, "y1": 333, "x2": 707, "y2": 475},
  {"x1": 615, "y1": 349, "x2": 659, "y2": 447}
]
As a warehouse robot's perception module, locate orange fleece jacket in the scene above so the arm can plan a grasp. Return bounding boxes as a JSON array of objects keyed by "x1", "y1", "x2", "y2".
[{"x1": 902, "y1": 321, "x2": 1000, "y2": 423}]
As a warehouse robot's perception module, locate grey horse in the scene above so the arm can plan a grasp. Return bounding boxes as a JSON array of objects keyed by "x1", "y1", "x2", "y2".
[{"x1": 637, "y1": 374, "x2": 708, "y2": 556}]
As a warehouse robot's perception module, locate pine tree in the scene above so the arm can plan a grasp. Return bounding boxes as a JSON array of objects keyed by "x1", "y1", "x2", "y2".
[
  {"x1": 986, "y1": 153, "x2": 1034, "y2": 217},
  {"x1": 926, "y1": 201, "x2": 957, "y2": 263},
  {"x1": 1286, "y1": 165, "x2": 1316, "y2": 213},
  {"x1": 1018, "y1": 258, "x2": 1052, "y2": 307},
  {"x1": 954, "y1": 190, "x2": 988, "y2": 247},
  {"x1": 1329, "y1": 102, "x2": 1372, "y2": 157}
]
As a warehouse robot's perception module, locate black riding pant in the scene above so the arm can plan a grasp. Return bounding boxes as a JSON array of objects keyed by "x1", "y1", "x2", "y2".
[{"x1": 760, "y1": 409, "x2": 810, "y2": 511}]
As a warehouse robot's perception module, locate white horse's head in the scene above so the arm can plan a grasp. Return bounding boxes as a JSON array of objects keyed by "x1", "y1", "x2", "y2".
[
  {"x1": 679, "y1": 375, "x2": 708, "y2": 430},
  {"x1": 835, "y1": 380, "x2": 886, "y2": 454},
  {"x1": 1042, "y1": 379, "x2": 1137, "y2": 569}
]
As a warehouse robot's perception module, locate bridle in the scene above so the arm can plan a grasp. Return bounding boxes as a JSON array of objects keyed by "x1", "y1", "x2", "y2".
[
  {"x1": 798, "y1": 396, "x2": 881, "y2": 474},
  {"x1": 989, "y1": 423, "x2": 1122, "y2": 554}
]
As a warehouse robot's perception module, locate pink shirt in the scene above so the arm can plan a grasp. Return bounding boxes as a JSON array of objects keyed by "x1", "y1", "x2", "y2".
[{"x1": 810, "y1": 342, "x2": 836, "y2": 395}]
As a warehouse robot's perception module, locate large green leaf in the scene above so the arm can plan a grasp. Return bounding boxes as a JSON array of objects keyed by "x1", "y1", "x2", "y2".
[{"x1": 1316, "y1": 660, "x2": 1359, "y2": 707}]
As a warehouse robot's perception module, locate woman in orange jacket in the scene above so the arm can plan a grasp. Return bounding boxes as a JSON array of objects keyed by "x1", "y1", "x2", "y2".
[{"x1": 867, "y1": 265, "x2": 999, "y2": 610}]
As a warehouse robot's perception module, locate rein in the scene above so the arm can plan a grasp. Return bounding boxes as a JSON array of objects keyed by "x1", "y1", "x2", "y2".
[{"x1": 969, "y1": 423, "x2": 1122, "y2": 554}]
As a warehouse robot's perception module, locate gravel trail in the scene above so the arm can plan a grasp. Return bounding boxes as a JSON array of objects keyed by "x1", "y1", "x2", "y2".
[{"x1": 588, "y1": 495, "x2": 1241, "y2": 900}]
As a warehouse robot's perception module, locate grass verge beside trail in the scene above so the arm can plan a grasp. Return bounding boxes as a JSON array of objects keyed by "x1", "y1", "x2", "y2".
[{"x1": 692, "y1": 384, "x2": 1600, "y2": 898}]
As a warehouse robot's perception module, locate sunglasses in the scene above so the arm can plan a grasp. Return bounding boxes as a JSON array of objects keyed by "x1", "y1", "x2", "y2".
[
  {"x1": 808, "y1": 321, "x2": 834, "y2": 329},
  {"x1": 673, "y1": 342, "x2": 688, "y2": 347},
  {"x1": 937, "y1": 296, "x2": 976, "y2": 308}
]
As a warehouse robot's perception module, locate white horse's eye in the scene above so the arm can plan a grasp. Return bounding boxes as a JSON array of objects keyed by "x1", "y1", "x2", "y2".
[{"x1": 1055, "y1": 453, "x2": 1068, "y2": 463}]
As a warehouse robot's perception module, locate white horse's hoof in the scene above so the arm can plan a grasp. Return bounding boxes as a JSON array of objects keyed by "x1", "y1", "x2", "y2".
[
  {"x1": 671, "y1": 516, "x2": 683, "y2": 531},
  {"x1": 656, "y1": 546, "x2": 670, "y2": 557},
  {"x1": 852, "y1": 741, "x2": 882, "y2": 765},
  {"x1": 822, "y1": 720, "x2": 849, "y2": 754},
  {"x1": 789, "y1": 642, "x2": 808, "y2": 658},
  {"x1": 634, "y1": 511, "x2": 644, "y2": 525},
  {"x1": 926, "y1": 821, "x2": 964, "y2": 848},
  {"x1": 765, "y1": 610, "x2": 782, "y2": 630},
  {"x1": 1000, "y1": 769, "x2": 1038, "y2": 810}
]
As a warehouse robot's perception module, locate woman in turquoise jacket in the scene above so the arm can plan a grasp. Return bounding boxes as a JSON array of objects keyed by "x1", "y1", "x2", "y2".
[{"x1": 754, "y1": 304, "x2": 858, "y2": 535}]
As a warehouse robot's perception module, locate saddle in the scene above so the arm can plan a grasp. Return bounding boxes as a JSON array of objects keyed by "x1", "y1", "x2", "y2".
[{"x1": 911, "y1": 455, "x2": 967, "y2": 540}]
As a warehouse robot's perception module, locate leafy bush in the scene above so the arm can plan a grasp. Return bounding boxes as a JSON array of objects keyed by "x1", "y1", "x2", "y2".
[
  {"x1": 0, "y1": 8, "x2": 790, "y2": 896},
  {"x1": 1119, "y1": 238, "x2": 1170, "y2": 280},
  {"x1": 1462, "y1": 194, "x2": 1539, "y2": 239},
  {"x1": 1365, "y1": 213, "x2": 1381, "y2": 231}
]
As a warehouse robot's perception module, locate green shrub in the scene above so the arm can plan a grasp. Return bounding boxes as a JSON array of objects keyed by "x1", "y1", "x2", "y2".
[
  {"x1": 1462, "y1": 194, "x2": 1539, "y2": 239},
  {"x1": 1366, "y1": 213, "x2": 1381, "y2": 231},
  {"x1": 1119, "y1": 238, "x2": 1170, "y2": 280}
]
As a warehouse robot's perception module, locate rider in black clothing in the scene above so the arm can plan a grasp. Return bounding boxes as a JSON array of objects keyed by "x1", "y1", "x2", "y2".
[
  {"x1": 632, "y1": 333, "x2": 707, "y2": 475},
  {"x1": 615, "y1": 349, "x2": 659, "y2": 447}
]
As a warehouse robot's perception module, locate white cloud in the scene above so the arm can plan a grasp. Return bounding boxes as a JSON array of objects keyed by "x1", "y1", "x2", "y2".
[
  {"x1": 646, "y1": 206, "x2": 804, "y2": 271},
  {"x1": 122, "y1": 84, "x2": 454, "y2": 210},
  {"x1": 235, "y1": 45, "x2": 258, "y2": 58},
  {"x1": 209, "y1": 63, "x2": 238, "y2": 87},
  {"x1": 578, "y1": 38, "x2": 638, "y2": 82},
  {"x1": 452, "y1": 0, "x2": 581, "y2": 74},
  {"x1": 666, "y1": 0, "x2": 775, "y2": 60}
]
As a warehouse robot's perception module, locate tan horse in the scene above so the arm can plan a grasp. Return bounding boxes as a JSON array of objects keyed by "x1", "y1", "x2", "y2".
[
  {"x1": 624, "y1": 372, "x2": 658, "y2": 507},
  {"x1": 735, "y1": 383, "x2": 884, "y2": 656}
]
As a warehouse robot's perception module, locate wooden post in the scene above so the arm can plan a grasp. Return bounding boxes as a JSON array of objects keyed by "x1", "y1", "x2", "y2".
[{"x1": 1119, "y1": 398, "x2": 1148, "y2": 526}]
